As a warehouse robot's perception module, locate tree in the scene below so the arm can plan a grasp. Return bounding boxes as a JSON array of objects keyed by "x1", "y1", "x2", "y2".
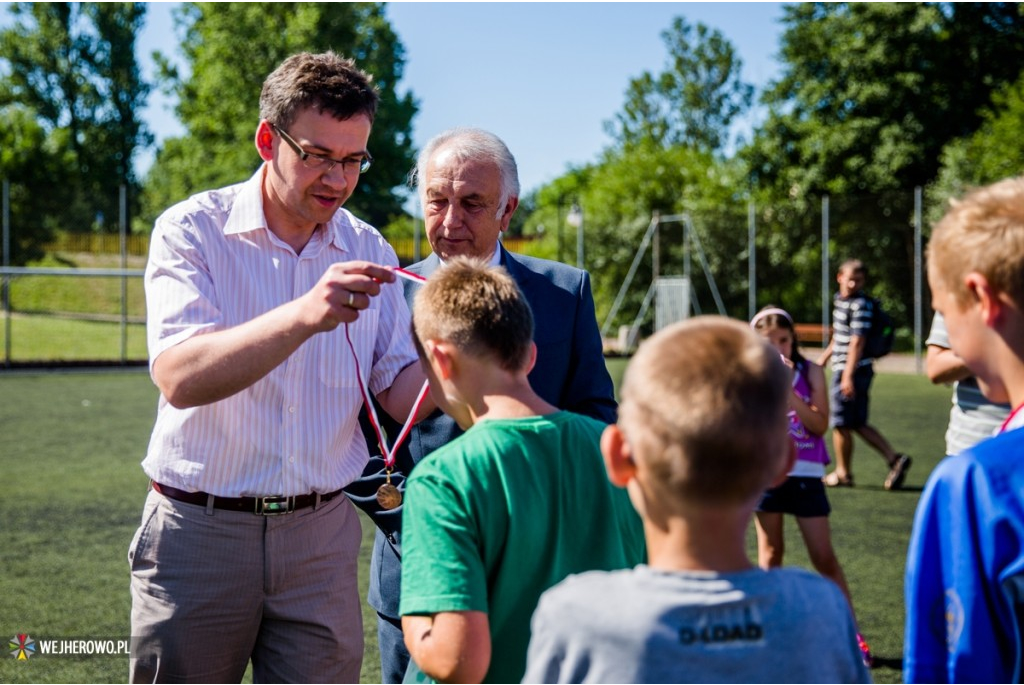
[
  {"x1": 525, "y1": 142, "x2": 751, "y2": 333},
  {"x1": 0, "y1": 106, "x2": 74, "y2": 264},
  {"x1": 86, "y1": 3, "x2": 153, "y2": 191},
  {"x1": 742, "y1": 3, "x2": 1024, "y2": 327},
  {"x1": 605, "y1": 16, "x2": 753, "y2": 153},
  {"x1": 141, "y1": 2, "x2": 417, "y2": 230},
  {"x1": 0, "y1": 2, "x2": 152, "y2": 244},
  {"x1": 929, "y1": 69, "x2": 1024, "y2": 224},
  {"x1": 526, "y1": 16, "x2": 754, "y2": 331},
  {"x1": 528, "y1": 15, "x2": 754, "y2": 330},
  {"x1": 745, "y1": 3, "x2": 1024, "y2": 196}
]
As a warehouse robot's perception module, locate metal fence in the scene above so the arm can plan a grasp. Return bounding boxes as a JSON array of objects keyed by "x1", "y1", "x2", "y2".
[
  {"x1": 0, "y1": 176, "x2": 535, "y2": 366},
  {"x1": 577, "y1": 186, "x2": 935, "y2": 377},
  {"x1": 2, "y1": 176, "x2": 933, "y2": 368},
  {"x1": 0, "y1": 266, "x2": 146, "y2": 367},
  {"x1": 38, "y1": 233, "x2": 536, "y2": 271}
]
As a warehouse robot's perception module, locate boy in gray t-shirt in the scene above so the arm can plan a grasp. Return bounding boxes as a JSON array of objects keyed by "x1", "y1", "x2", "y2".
[{"x1": 523, "y1": 317, "x2": 871, "y2": 684}]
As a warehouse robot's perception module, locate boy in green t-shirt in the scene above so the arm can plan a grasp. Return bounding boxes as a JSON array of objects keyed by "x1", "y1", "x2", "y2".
[{"x1": 399, "y1": 257, "x2": 645, "y2": 684}]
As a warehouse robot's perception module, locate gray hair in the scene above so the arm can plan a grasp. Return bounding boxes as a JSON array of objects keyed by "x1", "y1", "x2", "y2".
[{"x1": 413, "y1": 128, "x2": 520, "y2": 219}]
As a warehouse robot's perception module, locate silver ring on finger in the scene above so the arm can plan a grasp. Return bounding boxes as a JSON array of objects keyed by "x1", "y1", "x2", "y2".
[{"x1": 347, "y1": 291, "x2": 355, "y2": 308}]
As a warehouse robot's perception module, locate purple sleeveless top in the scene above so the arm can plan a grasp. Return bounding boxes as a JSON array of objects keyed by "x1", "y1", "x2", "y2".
[{"x1": 789, "y1": 361, "x2": 830, "y2": 465}]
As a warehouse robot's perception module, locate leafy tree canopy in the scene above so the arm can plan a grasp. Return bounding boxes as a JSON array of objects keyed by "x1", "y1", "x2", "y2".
[
  {"x1": 525, "y1": 141, "x2": 750, "y2": 331},
  {"x1": 526, "y1": 15, "x2": 755, "y2": 332},
  {"x1": 141, "y1": 2, "x2": 417, "y2": 230},
  {"x1": 929, "y1": 70, "x2": 1024, "y2": 224},
  {"x1": 0, "y1": 2, "x2": 151, "y2": 251},
  {"x1": 0, "y1": 106, "x2": 76, "y2": 263},
  {"x1": 744, "y1": 2, "x2": 1024, "y2": 197},
  {"x1": 605, "y1": 16, "x2": 753, "y2": 153}
]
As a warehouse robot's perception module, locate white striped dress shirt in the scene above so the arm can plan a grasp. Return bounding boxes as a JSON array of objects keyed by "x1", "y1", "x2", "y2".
[{"x1": 143, "y1": 166, "x2": 418, "y2": 497}]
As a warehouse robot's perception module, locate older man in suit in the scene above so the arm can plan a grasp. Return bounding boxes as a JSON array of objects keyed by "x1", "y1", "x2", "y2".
[{"x1": 346, "y1": 127, "x2": 617, "y2": 682}]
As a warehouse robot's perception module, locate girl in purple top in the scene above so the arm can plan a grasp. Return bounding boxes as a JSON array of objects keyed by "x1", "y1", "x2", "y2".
[{"x1": 751, "y1": 306, "x2": 874, "y2": 668}]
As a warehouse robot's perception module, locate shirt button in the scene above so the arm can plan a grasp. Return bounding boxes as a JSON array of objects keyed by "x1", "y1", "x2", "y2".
[
  {"x1": 288, "y1": 406, "x2": 296, "y2": 414},
  {"x1": 289, "y1": 456, "x2": 295, "y2": 463}
]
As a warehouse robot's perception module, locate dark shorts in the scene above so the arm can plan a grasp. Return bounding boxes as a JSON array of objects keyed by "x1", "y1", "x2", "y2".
[
  {"x1": 830, "y1": 364, "x2": 874, "y2": 429},
  {"x1": 757, "y1": 476, "x2": 831, "y2": 518}
]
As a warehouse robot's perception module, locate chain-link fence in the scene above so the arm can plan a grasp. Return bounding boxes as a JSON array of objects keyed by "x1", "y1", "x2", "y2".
[
  {"x1": 0, "y1": 266, "x2": 147, "y2": 367},
  {"x1": 2, "y1": 178, "x2": 935, "y2": 367},
  {"x1": 587, "y1": 189, "x2": 931, "y2": 371},
  {"x1": 0, "y1": 180, "x2": 537, "y2": 366}
]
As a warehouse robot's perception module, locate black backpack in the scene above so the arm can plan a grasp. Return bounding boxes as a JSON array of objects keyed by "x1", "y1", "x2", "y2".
[{"x1": 864, "y1": 297, "x2": 895, "y2": 359}]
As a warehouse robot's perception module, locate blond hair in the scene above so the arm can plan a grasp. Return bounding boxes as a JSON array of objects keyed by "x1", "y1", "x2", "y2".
[
  {"x1": 618, "y1": 316, "x2": 791, "y2": 507},
  {"x1": 411, "y1": 257, "x2": 533, "y2": 372},
  {"x1": 928, "y1": 176, "x2": 1024, "y2": 307}
]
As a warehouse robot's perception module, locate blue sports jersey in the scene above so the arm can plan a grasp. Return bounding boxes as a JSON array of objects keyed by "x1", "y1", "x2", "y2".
[{"x1": 904, "y1": 426, "x2": 1024, "y2": 683}]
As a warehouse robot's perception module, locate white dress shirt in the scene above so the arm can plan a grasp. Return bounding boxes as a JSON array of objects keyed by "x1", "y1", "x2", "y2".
[{"x1": 143, "y1": 166, "x2": 418, "y2": 497}]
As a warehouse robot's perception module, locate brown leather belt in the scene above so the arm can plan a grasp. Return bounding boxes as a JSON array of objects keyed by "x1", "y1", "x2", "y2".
[{"x1": 152, "y1": 481, "x2": 343, "y2": 516}]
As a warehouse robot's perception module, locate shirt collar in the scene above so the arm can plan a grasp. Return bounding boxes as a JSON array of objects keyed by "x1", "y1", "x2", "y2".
[
  {"x1": 222, "y1": 166, "x2": 269, "y2": 237},
  {"x1": 222, "y1": 164, "x2": 352, "y2": 255},
  {"x1": 437, "y1": 241, "x2": 503, "y2": 267}
]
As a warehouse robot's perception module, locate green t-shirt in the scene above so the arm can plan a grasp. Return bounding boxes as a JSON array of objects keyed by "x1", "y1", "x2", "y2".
[{"x1": 399, "y1": 411, "x2": 645, "y2": 684}]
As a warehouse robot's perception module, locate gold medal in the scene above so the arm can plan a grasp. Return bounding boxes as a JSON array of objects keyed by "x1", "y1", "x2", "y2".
[
  {"x1": 376, "y1": 470, "x2": 402, "y2": 510},
  {"x1": 376, "y1": 483, "x2": 402, "y2": 510}
]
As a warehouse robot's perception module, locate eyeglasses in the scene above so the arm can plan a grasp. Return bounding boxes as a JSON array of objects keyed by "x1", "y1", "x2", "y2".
[{"x1": 270, "y1": 123, "x2": 373, "y2": 174}]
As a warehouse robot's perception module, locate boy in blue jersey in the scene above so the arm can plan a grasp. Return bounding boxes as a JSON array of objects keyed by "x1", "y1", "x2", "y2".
[{"x1": 905, "y1": 176, "x2": 1024, "y2": 683}]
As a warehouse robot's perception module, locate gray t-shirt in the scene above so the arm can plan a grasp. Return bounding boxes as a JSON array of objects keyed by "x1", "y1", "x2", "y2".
[
  {"x1": 523, "y1": 565, "x2": 871, "y2": 684},
  {"x1": 926, "y1": 312, "x2": 1010, "y2": 455}
]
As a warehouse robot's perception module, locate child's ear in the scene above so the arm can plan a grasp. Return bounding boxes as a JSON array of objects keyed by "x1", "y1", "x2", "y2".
[
  {"x1": 965, "y1": 271, "x2": 1004, "y2": 327},
  {"x1": 424, "y1": 340, "x2": 456, "y2": 381},
  {"x1": 602, "y1": 424, "x2": 637, "y2": 488},
  {"x1": 523, "y1": 341, "x2": 538, "y2": 375}
]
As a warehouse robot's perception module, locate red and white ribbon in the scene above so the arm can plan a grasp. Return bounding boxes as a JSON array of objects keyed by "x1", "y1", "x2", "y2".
[
  {"x1": 343, "y1": 266, "x2": 430, "y2": 471},
  {"x1": 393, "y1": 267, "x2": 425, "y2": 285}
]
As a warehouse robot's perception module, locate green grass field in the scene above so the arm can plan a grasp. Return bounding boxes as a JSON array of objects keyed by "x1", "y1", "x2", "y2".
[{"x1": 0, "y1": 363, "x2": 951, "y2": 683}]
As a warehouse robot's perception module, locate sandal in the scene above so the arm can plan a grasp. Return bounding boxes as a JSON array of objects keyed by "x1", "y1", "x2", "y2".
[
  {"x1": 823, "y1": 471, "x2": 854, "y2": 487},
  {"x1": 884, "y1": 454, "x2": 912, "y2": 491}
]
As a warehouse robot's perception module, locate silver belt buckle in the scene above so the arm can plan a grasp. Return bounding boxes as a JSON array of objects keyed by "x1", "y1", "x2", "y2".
[{"x1": 255, "y1": 495, "x2": 295, "y2": 515}]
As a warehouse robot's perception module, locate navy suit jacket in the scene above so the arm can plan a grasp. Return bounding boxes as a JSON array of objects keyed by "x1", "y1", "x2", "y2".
[{"x1": 344, "y1": 246, "x2": 617, "y2": 619}]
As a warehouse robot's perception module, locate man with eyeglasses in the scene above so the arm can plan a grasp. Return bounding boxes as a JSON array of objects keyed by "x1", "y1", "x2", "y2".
[{"x1": 130, "y1": 51, "x2": 430, "y2": 683}]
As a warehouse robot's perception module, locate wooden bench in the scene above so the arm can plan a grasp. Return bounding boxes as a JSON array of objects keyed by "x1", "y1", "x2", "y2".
[{"x1": 794, "y1": 323, "x2": 830, "y2": 346}]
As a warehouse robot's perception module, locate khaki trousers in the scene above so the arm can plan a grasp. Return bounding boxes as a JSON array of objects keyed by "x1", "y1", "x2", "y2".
[{"x1": 129, "y1": 488, "x2": 363, "y2": 683}]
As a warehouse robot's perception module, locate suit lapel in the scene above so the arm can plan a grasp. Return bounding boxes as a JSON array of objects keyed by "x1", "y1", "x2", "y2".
[
  {"x1": 499, "y1": 244, "x2": 532, "y2": 289},
  {"x1": 412, "y1": 253, "x2": 443, "y2": 278},
  {"x1": 415, "y1": 246, "x2": 529, "y2": 285}
]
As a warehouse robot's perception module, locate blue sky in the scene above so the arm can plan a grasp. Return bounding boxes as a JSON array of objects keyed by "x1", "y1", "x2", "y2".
[
  {"x1": 11, "y1": 2, "x2": 789, "y2": 197},
  {"x1": 382, "y1": 2, "x2": 787, "y2": 194}
]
